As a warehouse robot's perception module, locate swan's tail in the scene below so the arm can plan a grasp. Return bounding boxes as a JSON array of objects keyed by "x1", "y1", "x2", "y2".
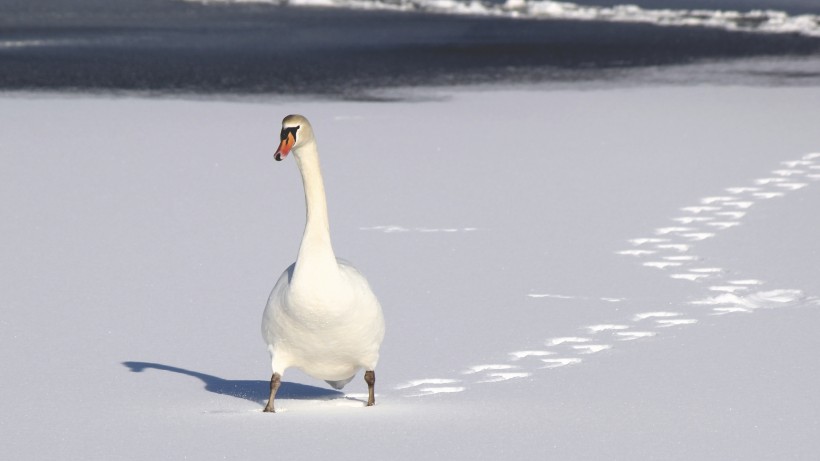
[{"x1": 325, "y1": 375, "x2": 355, "y2": 390}]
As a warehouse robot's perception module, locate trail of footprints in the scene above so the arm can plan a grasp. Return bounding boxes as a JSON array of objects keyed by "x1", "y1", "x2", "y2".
[
  {"x1": 360, "y1": 225, "x2": 478, "y2": 233},
  {"x1": 395, "y1": 153, "x2": 820, "y2": 398}
]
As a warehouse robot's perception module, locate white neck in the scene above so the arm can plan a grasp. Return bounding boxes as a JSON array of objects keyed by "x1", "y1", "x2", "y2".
[{"x1": 292, "y1": 140, "x2": 339, "y2": 287}]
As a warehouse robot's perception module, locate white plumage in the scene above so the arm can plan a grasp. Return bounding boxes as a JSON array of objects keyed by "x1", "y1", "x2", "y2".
[{"x1": 261, "y1": 114, "x2": 385, "y2": 412}]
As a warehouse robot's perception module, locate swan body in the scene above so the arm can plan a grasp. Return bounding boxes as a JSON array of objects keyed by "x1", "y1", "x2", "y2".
[{"x1": 261, "y1": 114, "x2": 385, "y2": 412}]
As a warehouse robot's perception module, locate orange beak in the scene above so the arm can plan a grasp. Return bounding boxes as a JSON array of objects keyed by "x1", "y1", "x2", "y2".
[{"x1": 274, "y1": 132, "x2": 295, "y2": 161}]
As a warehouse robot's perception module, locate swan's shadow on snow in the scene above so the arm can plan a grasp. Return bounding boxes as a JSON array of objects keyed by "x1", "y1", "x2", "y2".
[{"x1": 122, "y1": 362, "x2": 345, "y2": 404}]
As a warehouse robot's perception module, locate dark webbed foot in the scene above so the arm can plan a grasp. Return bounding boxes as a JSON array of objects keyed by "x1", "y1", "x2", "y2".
[
  {"x1": 263, "y1": 372, "x2": 281, "y2": 413},
  {"x1": 364, "y1": 370, "x2": 376, "y2": 407}
]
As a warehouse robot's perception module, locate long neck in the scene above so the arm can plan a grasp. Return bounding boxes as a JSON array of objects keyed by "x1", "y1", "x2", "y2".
[{"x1": 292, "y1": 141, "x2": 339, "y2": 285}]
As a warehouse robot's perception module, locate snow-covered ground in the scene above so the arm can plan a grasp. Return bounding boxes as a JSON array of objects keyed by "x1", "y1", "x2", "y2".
[
  {"x1": 2, "y1": 85, "x2": 819, "y2": 459},
  {"x1": 184, "y1": 0, "x2": 820, "y2": 38}
]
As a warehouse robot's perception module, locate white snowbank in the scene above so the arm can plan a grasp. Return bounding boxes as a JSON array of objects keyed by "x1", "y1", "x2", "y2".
[{"x1": 179, "y1": 0, "x2": 820, "y2": 37}]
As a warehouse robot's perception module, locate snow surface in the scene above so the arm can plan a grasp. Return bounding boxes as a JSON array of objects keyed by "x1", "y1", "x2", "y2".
[{"x1": 2, "y1": 85, "x2": 820, "y2": 459}]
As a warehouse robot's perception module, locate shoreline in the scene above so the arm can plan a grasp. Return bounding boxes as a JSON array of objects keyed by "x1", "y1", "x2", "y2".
[{"x1": 3, "y1": 54, "x2": 820, "y2": 102}]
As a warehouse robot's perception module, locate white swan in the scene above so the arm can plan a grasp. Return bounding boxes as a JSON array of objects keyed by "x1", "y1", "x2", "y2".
[{"x1": 261, "y1": 114, "x2": 385, "y2": 412}]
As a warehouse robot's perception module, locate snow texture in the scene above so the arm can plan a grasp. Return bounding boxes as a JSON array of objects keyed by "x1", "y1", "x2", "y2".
[{"x1": 1, "y1": 85, "x2": 820, "y2": 459}]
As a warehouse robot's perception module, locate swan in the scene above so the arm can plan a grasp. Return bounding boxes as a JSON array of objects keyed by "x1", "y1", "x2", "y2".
[{"x1": 261, "y1": 114, "x2": 385, "y2": 413}]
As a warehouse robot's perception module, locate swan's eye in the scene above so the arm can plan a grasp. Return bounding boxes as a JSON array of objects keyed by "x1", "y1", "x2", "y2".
[{"x1": 281, "y1": 126, "x2": 300, "y2": 143}]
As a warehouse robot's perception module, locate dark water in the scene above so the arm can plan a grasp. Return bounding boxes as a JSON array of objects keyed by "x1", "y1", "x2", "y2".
[{"x1": 2, "y1": 0, "x2": 820, "y2": 96}]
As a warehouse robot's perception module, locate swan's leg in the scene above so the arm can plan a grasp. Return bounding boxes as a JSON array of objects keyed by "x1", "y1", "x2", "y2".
[
  {"x1": 364, "y1": 370, "x2": 376, "y2": 407},
  {"x1": 263, "y1": 372, "x2": 281, "y2": 413}
]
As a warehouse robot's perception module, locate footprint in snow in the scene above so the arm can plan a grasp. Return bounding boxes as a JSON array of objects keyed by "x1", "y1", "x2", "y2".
[
  {"x1": 546, "y1": 337, "x2": 591, "y2": 346},
  {"x1": 585, "y1": 324, "x2": 630, "y2": 333},
  {"x1": 406, "y1": 386, "x2": 467, "y2": 397},
  {"x1": 656, "y1": 319, "x2": 698, "y2": 327},
  {"x1": 360, "y1": 225, "x2": 478, "y2": 233},
  {"x1": 633, "y1": 311, "x2": 682, "y2": 321},
  {"x1": 509, "y1": 350, "x2": 554, "y2": 360},
  {"x1": 464, "y1": 364, "x2": 517, "y2": 374},
  {"x1": 477, "y1": 372, "x2": 532, "y2": 383},
  {"x1": 616, "y1": 331, "x2": 657, "y2": 341},
  {"x1": 572, "y1": 344, "x2": 612, "y2": 354},
  {"x1": 394, "y1": 378, "x2": 461, "y2": 390},
  {"x1": 664, "y1": 255, "x2": 699, "y2": 262},
  {"x1": 396, "y1": 379, "x2": 466, "y2": 397},
  {"x1": 541, "y1": 358, "x2": 583, "y2": 369}
]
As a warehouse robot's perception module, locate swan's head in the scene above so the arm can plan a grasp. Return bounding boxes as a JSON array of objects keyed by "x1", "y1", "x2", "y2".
[{"x1": 274, "y1": 114, "x2": 314, "y2": 162}]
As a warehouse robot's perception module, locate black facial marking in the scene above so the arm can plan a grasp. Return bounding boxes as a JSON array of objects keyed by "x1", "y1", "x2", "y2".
[{"x1": 280, "y1": 125, "x2": 300, "y2": 142}]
